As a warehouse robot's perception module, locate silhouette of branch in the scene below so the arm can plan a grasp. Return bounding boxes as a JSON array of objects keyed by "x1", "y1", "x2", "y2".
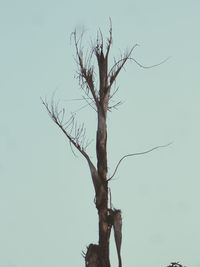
[
  {"x1": 108, "y1": 101, "x2": 123, "y2": 111},
  {"x1": 105, "y1": 18, "x2": 112, "y2": 59},
  {"x1": 108, "y1": 142, "x2": 172, "y2": 181},
  {"x1": 71, "y1": 100, "x2": 96, "y2": 115},
  {"x1": 108, "y1": 47, "x2": 170, "y2": 91},
  {"x1": 82, "y1": 95, "x2": 97, "y2": 112},
  {"x1": 42, "y1": 95, "x2": 101, "y2": 195},
  {"x1": 41, "y1": 97, "x2": 91, "y2": 160},
  {"x1": 109, "y1": 86, "x2": 119, "y2": 101},
  {"x1": 72, "y1": 30, "x2": 99, "y2": 106},
  {"x1": 130, "y1": 56, "x2": 170, "y2": 69},
  {"x1": 108, "y1": 45, "x2": 138, "y2": 89}
]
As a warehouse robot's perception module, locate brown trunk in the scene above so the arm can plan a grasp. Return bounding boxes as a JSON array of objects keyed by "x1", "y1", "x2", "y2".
[
  {"x1": 95, "y1": 44, "x2": 111, "y2": 262},
  {"x1": 85, "y1": 244, "x2": 100, "y2": 267},
  {"x1": 85, "y1": 34, "x2": 115, "y2": 267},
  {"x1": 85, "y1": 107, "x2": 110, "y2": 267},
  {"x1": 98, "y1": 186, "x2": 110, "y2": 267},
  {"x1": 96, "y1": 107, "x2": 110, "y2": 267}
]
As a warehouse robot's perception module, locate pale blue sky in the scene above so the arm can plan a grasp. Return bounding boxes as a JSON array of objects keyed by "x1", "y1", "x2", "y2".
[{"x1": 1, "y1": 1, "x2": 200, "y2": 267}]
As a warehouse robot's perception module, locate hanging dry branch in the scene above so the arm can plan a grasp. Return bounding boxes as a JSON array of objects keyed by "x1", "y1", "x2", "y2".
[
  {"x1": 129, "y1": 56, "x2": 170, "y2": 69},
  {"x1": 108, "y1": 47, "x2": 169, "y2": 92},
  {"x1": 41, "y1": 96, "x2": 101, "y2": 198},
  {"x1": 113, "y1": 210, "x2": 122, "y2": 267},
  {"x1": 108, "y1": 142, "x2": 172, "y2": 181}
]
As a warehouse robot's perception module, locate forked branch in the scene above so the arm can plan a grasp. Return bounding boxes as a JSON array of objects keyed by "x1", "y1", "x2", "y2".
[
  {"x1": 108, "y1": 45, "x2": 138, "y2": 89},
  {"x1": 42, "y1": 96, "x2": 101, "y2": 196},
  {"x1": 108, "y1": 46, "x2": 170, "y2": 90},
  {"x1": 72, "y1": 30, "x2": 99, "y2": 106},
  {"x1": 108, "y1": 142, "x2": 172, "y2": 180},
  {"x1": 41, "y1": 97, "x2": 91, "y2": 160}
]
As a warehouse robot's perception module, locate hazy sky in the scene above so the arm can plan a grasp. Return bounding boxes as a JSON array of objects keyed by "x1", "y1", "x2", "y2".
[{"x1": 1, "y1": 1, "x2": 200, "y2": 267}]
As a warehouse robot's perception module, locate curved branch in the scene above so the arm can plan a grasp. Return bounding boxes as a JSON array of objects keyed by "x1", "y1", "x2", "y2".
[
  {"x1": 108, "y1": 51, "x2": 170, "y2": 90},
  {"x1": 130, "y1": 56, "x2": 170, "y2": 69},
  {"x1": 108, "y1": 44, "x2": 139, "y2": 79},
  {"x1": 41, "y1": 97, "x2": 89, "y2": 159},
  {"x1": 108, "y1": 45, "x2": 138, "y2": 88},
  {"x1": 41, "y1": 97, "x2": 101, "y2": 194},
  {"x1": 108, "y1": 142, "x2": 172, "y2": 181}
]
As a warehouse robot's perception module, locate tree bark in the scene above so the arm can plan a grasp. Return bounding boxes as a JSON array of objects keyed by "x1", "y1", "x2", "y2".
[{"x1": 96, "y1": 106, "x2": 110, "y2": 267}]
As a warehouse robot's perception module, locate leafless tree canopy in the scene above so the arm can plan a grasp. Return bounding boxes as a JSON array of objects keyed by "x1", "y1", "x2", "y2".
[{"x1": 42, "y1": 22, "x2": 171, "y2": 267}]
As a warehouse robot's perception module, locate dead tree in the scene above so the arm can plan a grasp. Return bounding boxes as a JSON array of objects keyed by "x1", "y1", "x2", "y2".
[{"x1": 42, "y1": 22, "x2": 170, "y2": 267}]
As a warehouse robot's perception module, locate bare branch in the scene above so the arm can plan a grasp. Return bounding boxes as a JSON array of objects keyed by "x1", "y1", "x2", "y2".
[
  {"x1": 108, "y1": 142, "x2": 172, "y2": 181},
  {"x1": 69, "y1": 139, "x2": 78, "y2": 158},
  {"x1": 108, "y1": 101, "x2": 123, "y2": 112},
  {"x1": 108, "y1": 46, "x2": 170, "y2": 92},
  {"x1": 71, "y1": 100, "x2": 95, "y2": 115},
  {"x1": 105, "y1": 18, "x2": 112, "y2": 59},
  {"x1": 41, "y1": 97, "x2": 89, "y2": 158},
  {"x1": 41, "y1": 96, "x2": 102, "y2": 194},
  {"x1": 72, "y1": 30, "x2": 99, "y2": 106},
  {"x1": 109, "y1": 86, "x2": 119, "y2": 102},
  {"x1": 108, "y1": 45, "x2": 138, "y2": 89},
  {"x1": 82, "y1": 95, "x2": 97, "y2": 113},
  {"x1": 129, "y1": 56, "x2": 170, "y2": 69},
  {"x1": 63, "y1": 97, "x2": 92, "y2": 102}
]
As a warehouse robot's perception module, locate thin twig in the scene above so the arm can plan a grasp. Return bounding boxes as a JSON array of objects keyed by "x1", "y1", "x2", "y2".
[
  {"x1": 108, "y1": 142, "x2": 172, "y2": 181},
  {"x1": 63, "y1": 97, "x2": 92, "y2": 102},
  {"x1": 108, "y1": 45, "x2": 138, "y2": 88},
  {"x1": 108, "y1": 101, "x2": 123, "y2": 111},
  {"x1": 108, "y1": 44, "x2": 139, "y2": 78},
  {"x1": 130, "y1": 56, "x2": 170, "y2": 69},
  {"x1": 71, "y1": 100, "x2": 95, "y2": 115},
  {"x1": 73, "y1": 30, "x2": 99, "y2": 106},
  {"x1": 82, "y1": 95, "x2": 97, "y2": 112}
]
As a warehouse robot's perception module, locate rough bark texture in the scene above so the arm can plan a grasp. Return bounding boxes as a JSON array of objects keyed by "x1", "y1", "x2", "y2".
[
  {"x1": 94, "y1": 48, "x2": 110, "y2": 267},
  {"x1": 85, "y1": 244, "x2": 100, "y2": 267}
]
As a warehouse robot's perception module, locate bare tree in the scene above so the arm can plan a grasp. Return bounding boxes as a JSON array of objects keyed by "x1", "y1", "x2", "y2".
[{"x1": 42, "y1": 21, "x2": 170, "y2": 267}]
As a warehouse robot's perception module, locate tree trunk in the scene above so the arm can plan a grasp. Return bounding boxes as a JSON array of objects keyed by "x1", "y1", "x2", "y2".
[{"x1": 96, "y1": 107, "x2": 110, "y2": 267}]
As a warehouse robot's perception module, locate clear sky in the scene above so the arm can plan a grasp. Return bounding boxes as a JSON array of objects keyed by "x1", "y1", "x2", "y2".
[{"x1": 1, "y1": 1, "x2": 200, "y2": 267}]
